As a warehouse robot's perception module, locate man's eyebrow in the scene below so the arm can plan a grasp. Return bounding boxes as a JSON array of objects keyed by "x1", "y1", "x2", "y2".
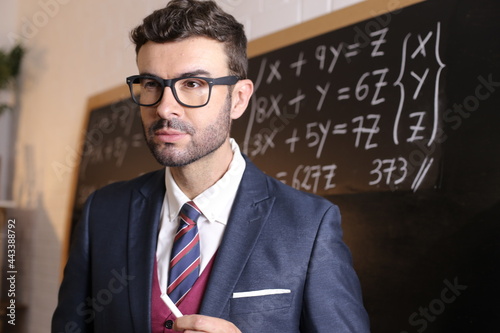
[
  {"x1": 138, "y1": 72, "x2": 160, "y2": 78},
  {"x1": 178, "y1": 69, "x2": 212, "y2": 78},
  {"x1": 138, "y1": 70, "x2": 213, "y2": 79}
]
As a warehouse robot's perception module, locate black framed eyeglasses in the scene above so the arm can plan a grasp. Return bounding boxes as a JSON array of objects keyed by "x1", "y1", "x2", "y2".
[{"x1": 126, "y1": 74, "x2": 240, "y2": 108}]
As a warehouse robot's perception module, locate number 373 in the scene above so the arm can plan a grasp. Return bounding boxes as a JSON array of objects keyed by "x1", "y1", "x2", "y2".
[{"x1": 369, "y1": 157, "x2": 408, "y2": 186}]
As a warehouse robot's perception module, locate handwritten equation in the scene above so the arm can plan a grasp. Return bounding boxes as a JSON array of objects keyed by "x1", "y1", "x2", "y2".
[
  {"x1": 237, "y1": 21, "x2": 446, "y2": 195},
  {"x1": 75, "y1": 98, "x2": 159, "y2": 208}
]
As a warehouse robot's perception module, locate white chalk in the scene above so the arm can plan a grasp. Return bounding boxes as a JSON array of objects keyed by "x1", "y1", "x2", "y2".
[{"x1": 160, "y1": 294, "x2": 184, "y2": 318}]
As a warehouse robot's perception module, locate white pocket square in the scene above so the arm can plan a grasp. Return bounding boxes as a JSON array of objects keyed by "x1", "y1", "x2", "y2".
[{"x1": 232, "y1": 289, "x2": 291, "y2": 299}]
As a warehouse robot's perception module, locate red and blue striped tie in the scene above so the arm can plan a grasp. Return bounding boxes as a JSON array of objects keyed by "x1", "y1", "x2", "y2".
[{"x1": 167, "y1": 201, "x2": 201, "y2": 305}]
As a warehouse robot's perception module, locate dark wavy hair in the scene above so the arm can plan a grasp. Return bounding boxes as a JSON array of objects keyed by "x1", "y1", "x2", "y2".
[{"x1": 130, "y1": 0, "x2": 248, "y2": 79}]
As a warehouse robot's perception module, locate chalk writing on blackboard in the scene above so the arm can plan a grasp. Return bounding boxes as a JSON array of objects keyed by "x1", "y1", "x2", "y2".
[
  {"x1": 72, "y1": 97, "x2": 159, "y2": 222},
  {"x1": 233, "y1": 20, "x2": 446, "y2": 195}
]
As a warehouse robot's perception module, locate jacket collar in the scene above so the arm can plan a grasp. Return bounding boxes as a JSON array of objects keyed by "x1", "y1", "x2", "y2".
[
  {"x1": 200, "y1": 157, "x2": 275, "y2": 317},
  {"x1": 127, "y1": 169, "x2": 166, "y2": 333}
]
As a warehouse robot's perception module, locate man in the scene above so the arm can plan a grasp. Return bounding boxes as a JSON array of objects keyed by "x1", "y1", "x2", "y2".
[{"x1": 52, "y1": 0, "x2": 370, "y2": 332}]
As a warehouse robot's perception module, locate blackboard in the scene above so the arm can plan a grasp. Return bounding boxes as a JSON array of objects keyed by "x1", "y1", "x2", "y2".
[
  {"x1": 68, "y1": 0, "x2": 500, "y2": 331},
  {"x1": 233, "y1": 0, "x2": 445, "y2": 195},
  {"x1": 68, "y1": 88, "x2": 161, "y2": 231}
]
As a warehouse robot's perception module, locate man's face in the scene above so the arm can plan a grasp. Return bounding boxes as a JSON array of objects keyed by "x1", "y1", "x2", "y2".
[{"x1": 137, "y1": 37, "x2": 234, "y2": 167}]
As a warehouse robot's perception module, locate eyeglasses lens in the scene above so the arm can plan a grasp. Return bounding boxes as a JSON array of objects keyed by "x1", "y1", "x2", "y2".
[{"x1": 131, "y1": 77, "x2": 210, "y2": 107}]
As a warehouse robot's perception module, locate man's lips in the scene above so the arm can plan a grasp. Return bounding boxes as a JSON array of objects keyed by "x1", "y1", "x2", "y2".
[{"x1": 153, "y1": 129, "x2": 187, "y2": 143}]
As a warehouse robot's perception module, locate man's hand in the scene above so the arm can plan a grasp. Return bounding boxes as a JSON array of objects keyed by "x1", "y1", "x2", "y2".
[{"x1": 174, "y1": 315, "x2": 241, "y2": 333}]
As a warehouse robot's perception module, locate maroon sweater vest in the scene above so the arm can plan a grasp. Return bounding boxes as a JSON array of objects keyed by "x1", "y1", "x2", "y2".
[{"x1": 151, "y1": 257, "x2": 215, "y2": 333}]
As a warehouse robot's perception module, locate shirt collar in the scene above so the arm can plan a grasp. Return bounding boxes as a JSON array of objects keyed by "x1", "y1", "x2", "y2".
[{"x1": 165, "y1": 139, "x2": 246, "y2": 225}]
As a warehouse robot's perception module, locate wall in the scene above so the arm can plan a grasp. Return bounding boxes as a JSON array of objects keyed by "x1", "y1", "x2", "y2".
[{"x1": 1, "y1": 0, "x2": 363, "y2": 331}]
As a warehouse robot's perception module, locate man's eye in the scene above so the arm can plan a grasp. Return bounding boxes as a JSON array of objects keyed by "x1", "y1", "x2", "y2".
[
  {"x1": 181, "y1": 79, "x2": 205, "y2": 89},
  {"x1": 142, "y1": 79, "x2": 161, "y2": 89}
]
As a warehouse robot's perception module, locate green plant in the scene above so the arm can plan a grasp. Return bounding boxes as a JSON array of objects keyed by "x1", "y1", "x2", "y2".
[{"x1": 0, "y1": 44, "x2": 24, "y2": 114}]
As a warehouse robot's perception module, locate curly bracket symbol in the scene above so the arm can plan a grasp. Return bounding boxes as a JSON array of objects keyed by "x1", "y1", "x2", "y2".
[{"x1": 393, "y1": 33, "x2": 412, "y2": 145}]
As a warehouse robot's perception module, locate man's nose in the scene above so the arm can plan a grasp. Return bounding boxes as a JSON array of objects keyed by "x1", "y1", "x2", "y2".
[{"x1": 155, "y1": 87, "x2": 184, "y2": 119}]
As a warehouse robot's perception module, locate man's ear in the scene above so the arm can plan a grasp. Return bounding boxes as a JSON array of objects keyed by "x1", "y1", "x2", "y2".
[{"x1": 230, "y1": 79, "x2": 254, "y2": 120}]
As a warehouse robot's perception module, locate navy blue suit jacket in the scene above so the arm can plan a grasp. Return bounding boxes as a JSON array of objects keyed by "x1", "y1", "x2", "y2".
[{"x1": 52, "y1": 157, "x2": 370, "y2": 332}]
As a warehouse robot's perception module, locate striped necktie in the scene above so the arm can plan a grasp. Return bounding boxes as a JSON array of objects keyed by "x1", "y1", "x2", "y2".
[{"x1": 167, "y1": 201, "x2": 201, "y2": 305}]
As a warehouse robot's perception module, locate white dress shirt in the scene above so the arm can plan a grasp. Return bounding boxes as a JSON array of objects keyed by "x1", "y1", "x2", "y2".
[{"x1": 155, "y1": 139, "x2": 246, "y2": 295}]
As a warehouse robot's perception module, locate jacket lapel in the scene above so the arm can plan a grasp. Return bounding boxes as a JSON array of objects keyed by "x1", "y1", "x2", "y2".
[
  {"x1": 127, "y1": 169, "x2": 166, "y2": 333},
  {"x1": 200, "y1": 159, "x2": 275, "y2": 317}
]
